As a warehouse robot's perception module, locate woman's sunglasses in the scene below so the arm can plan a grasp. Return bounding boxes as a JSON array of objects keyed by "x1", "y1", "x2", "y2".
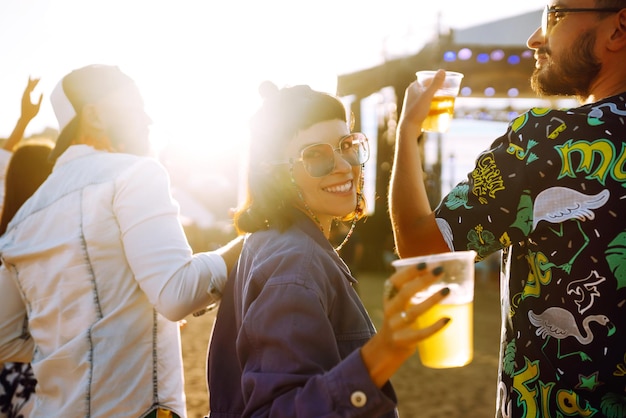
[{"x1": 285, "y1": 133, "x2": 370, "y2": 178}]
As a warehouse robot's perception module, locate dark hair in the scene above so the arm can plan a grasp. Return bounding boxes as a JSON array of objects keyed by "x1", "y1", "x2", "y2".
[
  {"x1": 0, "y1": 141, "x2": 54, "y2": 235},
  {"x1": 234, "y1": 83, "x2": 359, "y2": 233}
]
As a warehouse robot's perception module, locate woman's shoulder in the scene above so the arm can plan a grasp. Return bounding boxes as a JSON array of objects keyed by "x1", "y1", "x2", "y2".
[
  {"x1": 243, "y1": 227, "x2": 342, "y2": 287},
  {"x1": 245, "y1": 227, "x2": 322, "y2": 269}
]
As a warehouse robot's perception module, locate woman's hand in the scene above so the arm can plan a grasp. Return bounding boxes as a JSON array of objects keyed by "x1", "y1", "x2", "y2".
[
  {"x1": 397, "y1": 69, "x2": 445, "y2": 139},
  {"x1": 381, "y1": 262, "x2": 449, "y2": 345},
  {"x1": 360, "y1": 262, "x2": 450, "y2": 387}
]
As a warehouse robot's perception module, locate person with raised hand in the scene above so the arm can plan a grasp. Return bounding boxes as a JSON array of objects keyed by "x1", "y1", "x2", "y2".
[{"x1": 390, "y1": 3, "x2": 626, "y2": 416}]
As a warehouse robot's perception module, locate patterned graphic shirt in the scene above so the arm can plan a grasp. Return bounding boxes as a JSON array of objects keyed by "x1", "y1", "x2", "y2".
[{"x1": 434, "y1": 93, "x2": 626, "y2": 418}]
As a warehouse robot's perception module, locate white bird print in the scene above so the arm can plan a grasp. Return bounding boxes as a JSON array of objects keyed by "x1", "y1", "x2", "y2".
[
  {"x1": 532, "y1": 187, "x2": 610, "y2": 231},
  {"x1": 532, "y1": 187, "x2": 610, "y2": 273},
  {"x1": 528, "y1": 307, "x2": 616, "y2": 361}
]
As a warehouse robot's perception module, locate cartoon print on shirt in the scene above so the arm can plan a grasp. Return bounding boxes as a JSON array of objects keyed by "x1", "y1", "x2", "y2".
[
  {"x1": 575, "y1": 372, "x2": 603, "y2": 392},
  {"x1": 508, "y1": 107, "x2": 552, "y2": 139},
  {"x1": 471, "y1": 152, "x2": 505, "y2": 204},
  {"x1": 605, "y1": 231, "x2": 626, "y2": 290},
  {"x1": 532, "y1": 187, "x2": 610, "y2": 273},
  {"x1": 507, "y1": 140, "x2": 539, "y2": 164},
  {"x1": 499, "y1": 231, "x2": 511, "y2": 248},
  {"x1": 547, "y1": 116, "x2": 567, "y2": 140},
  {"x1": 532, "y1": 188, "x2": 610, "y2": 232},
  {"x1": 508, "y1": 111, "x2": 530, "y2": 136},
  {"x1": 502, "y1": 340, "x2": 517, "y2": 378},
  {"x1": 467, "y1": 224, "x2": 500, "y2": 259},
  {"x1": 566, "y1": 271, "x2": 606, "y2": 315},
  {"x1": 557, "y1": 139, "x2": 626, "y2": 187},
  {"x1": 510, "y1": 355, "x2": 599, "y2": 417},
  {"x1": 587, "y1": 102, "x2": 626, "y2": 126},
  {"x1": 576, "y1": 371, "x2": 602, "y2": 392},
  {"x1": 443, "y1": 183, "x2": 473, "y2": 210},
  {"x1": 600, "y1": 392, "x2": 626, "y2": 418},
  {"x1": 612, "y1": 352, "x2": 626, "y2": 377},
  {"x1": 510, "y1": 190, "x2": 533, "y2": 236},
  {"x1": 511, "y1": 358, "x2": 545, "y2": 418},
  {"x1": 434, "y1": 98, "x2": 626, "y2": 418},
  {"x1": 522, "y1": 250, "x2": 553, "y2": 300},
  {"x1": 528, "y1": 307, "x2": 616, "y2": 362}
]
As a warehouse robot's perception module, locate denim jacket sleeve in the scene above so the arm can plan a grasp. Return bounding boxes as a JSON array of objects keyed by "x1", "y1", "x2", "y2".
[
  {"x1": 238, "y1": 277, "x2": 397, "y2": 417},
  {"x1": 113, "y1": 158, "x2": 226, "y2": 321}
]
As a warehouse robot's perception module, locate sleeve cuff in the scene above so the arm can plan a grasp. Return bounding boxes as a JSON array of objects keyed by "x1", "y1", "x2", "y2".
[
  {"x1": 326, "y1": 348, "x2": 397, "y2": 414},
  {"x1": 204, "y1": 252, "x2": 228, "y2": 297}
]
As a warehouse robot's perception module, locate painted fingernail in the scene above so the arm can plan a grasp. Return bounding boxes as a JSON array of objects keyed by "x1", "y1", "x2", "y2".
[
  {"x1": 440, "y1": 287, "x2": 450, "y2": 296},
  {"x1": 417, "y1": 262, "x2": 427, "y2": 270},
  {"x1": 384, "y1": 279, "x2": 399, "y2": 300},
  {"x1": 432, "y1": 266, "x2": 444, "y2": 276}
]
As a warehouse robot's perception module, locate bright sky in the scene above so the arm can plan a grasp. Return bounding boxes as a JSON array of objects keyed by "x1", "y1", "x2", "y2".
[{"x1": 0, "y1": 0, "x2": 546, "y2": 163}]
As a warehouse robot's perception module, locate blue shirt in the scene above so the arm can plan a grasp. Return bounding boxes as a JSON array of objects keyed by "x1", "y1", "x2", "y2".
[{"x1": 208, "y1": 210, "x2": 398, "y2": 417}]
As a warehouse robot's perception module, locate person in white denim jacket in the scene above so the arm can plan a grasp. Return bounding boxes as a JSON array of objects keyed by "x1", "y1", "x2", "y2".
[{"x1": 0, "y1": 64, "x2": 242, "y2": 418}]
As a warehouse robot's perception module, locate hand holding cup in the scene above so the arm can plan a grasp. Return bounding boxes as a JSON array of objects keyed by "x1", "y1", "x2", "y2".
[
  {"x1": 379, "y1": 261, "x2": 451, "y2": 349},
  {"x1": 361, "y1": 259, "x2": 452, "y2": 388},
  {"x1": 415, "y1": 70, "x2": 464, "y2": 133},
  {"x1": 391, "y1": 251, "x2": 476, "y2": 368}
]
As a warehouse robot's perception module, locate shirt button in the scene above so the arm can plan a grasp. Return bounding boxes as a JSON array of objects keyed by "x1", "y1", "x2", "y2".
[{"x1": 350, "y1": 391, "x2": 367, "y2": 408}]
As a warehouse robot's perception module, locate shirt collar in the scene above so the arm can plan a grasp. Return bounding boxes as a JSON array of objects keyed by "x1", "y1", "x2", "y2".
[{"x1": 53, "y1": 145, "x2": 103, "y2": 170}]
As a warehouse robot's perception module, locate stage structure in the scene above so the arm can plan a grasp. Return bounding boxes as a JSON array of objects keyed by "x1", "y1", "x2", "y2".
[{"x1": 335, "y1": 10, "x2": 552, "y2": 271}]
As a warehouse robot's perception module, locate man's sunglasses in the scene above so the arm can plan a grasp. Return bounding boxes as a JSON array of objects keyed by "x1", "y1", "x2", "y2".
[
  {"x1": 281, "y1": 133, "x2": 370, "y2": 178},
  {"x1": 542, "y1": 5, "x2": 623, "y2": 35}
]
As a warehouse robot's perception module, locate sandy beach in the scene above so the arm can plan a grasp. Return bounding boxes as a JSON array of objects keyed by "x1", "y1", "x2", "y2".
[{"x1": 181, "y1": 271, "x2": 502, "y2": 418}]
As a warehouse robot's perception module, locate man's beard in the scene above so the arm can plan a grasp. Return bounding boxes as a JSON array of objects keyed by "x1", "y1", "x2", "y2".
[{"x1": 530, "y1": 29, "x2": 601, "y2": 100}]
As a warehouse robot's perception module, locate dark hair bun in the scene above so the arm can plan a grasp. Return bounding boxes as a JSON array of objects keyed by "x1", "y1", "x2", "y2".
[{"x1": 258, "y1": 81, "x2": 279, "y2": 100}]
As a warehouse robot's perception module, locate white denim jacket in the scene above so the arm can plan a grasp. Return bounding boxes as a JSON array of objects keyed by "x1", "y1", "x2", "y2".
[
  {"x1": 0, "y1": 148, "x2": 13, "y2": 215},
  {"x1": 0, "y1": 145, "x2": 227, "y2": 417}
]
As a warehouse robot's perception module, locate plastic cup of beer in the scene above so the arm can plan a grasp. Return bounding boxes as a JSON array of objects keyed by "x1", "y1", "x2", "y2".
[
  {"x1": 392, "y1": 250, "x2": 476, "y2": 368},
  {"x1": 415, "y1": 70, "x2": 464, "y2": 133}
]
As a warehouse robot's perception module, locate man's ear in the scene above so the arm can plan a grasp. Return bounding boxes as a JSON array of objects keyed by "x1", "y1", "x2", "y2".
[
  {"x1": 81, "y1": 104, "x2": 104, "y2": 129},
  {"x1": 77, "y1": 104, "x2": 114, "y2": 151},
  {"x1": 607, "y1": 10, "x2": 626, "y2": 51}
]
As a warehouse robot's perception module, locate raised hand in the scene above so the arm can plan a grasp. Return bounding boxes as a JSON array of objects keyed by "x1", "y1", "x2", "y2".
[
  {"x1": 3, "y1": 76, "x2": 44, "y2": 151},
  {"x1": 21, "y1": 77, "x2": 43, "y2": 123}
]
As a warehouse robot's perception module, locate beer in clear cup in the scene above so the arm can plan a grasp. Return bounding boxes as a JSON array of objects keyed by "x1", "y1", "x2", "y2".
[
  {"x1": 392, "y1": 250, "x2": 476, "y2": 368},
  {"x1": 416, "y1": 71, "x2": 464, "y2": 133}
]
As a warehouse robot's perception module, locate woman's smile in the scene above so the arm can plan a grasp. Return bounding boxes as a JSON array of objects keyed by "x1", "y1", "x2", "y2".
[{"x1": 323, "y1": 179, "x2": 353, "y2": 194}]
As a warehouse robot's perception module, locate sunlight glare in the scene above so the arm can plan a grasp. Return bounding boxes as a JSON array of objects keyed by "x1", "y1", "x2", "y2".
[{"x1": 139, "y1": 1, "x2": 341, "y2": 174}]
